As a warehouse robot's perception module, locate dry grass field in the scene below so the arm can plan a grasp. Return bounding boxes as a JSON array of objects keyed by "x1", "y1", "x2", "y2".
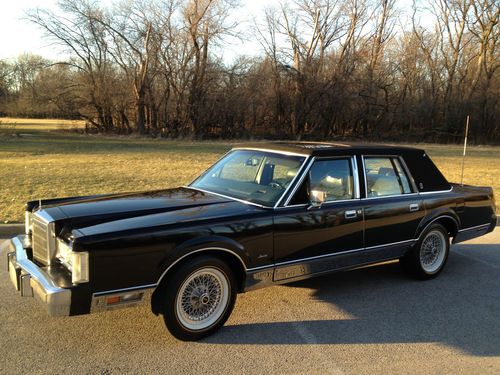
[
  {"x1": 0, "y1": 117, "x2": 85, "y2": 131},
  {"x1": 0, "y1": 118, "x2": 498, "y2": 222}
]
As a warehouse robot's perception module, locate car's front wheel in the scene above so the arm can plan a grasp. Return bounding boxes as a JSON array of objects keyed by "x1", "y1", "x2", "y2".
[
  {"x1": 400, "y1": 223, "x2": 450, "y2": 279},
  {"x1": 161, "y1": 256, "x2": 236, "y2": 341}
]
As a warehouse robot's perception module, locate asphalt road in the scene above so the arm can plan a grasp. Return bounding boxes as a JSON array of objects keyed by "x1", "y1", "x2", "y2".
[{"x1": 1, "y1": 230, "x2": 499, "y2": 375}]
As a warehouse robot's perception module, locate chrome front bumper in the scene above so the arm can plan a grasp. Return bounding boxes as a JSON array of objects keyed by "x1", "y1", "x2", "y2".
[{"x1": 4, "y1": 235, "x2": 71, "y2": 316}]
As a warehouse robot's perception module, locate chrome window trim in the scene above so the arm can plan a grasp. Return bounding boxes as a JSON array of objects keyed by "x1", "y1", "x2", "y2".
[
  {"x1": 361, "y1": 154, "x2": 439, "y2": 199},
  {"x1": 283, "y1": 155, "x2": 359, "y2": 207},
  {"x1": 362, "y1": 154, "x2": 403, "y2": 198},
  {"x1": 399, "y1": 153, "x2": 453, "y2": 194},
  {"x1": 362, "y1": 193, "x2": 420, "y2": 201},
  {"x1": 156, "y1": 247, "x2": 249, "y2": 285},
  {"x1": 231, "y1": 147, "x2": 309, "y2": 157},
  {"x1": 276, "y1": 203, "x2": 309, "y2": 209},
  {"x1": 190, "y1": 149, "x2": 455, "y2": 209},
  {"x1": 188, "y1": 149, "x2": 309, "y2": 209},
  {"x1": 308, "y1": 197, "x2": 361, "y2": 206},
  {"x1": 397, "y1": 155, "x2": 419, "y2": 193},
  {"x1": 311, "y1": 156, "x2": 360, "y2": 201},
  {"x1": 418, "y1": 187, "x2": 454, "y2": 195},
  {"x1": 282, "y1": 156, "x2": 316, "y2": 206},
  {"x1": 274, "y1": 155, "x2": 312, "y2": 207},
  {"x1": 352, "y1": 156, "x2": 361, "y2": 199},
  {"x1": 276, "y1": 196, "x2": 363, "y2": 210},
  {"x1": 457, "y1": 223, "x2": 491, "y2": 232},
  {"x1": 361, "y1": 155, "x2": 368, "y2": 199}
]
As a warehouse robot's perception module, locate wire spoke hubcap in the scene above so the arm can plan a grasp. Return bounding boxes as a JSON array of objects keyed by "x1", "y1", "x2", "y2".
[
  {"x1": 420, "y1": 230, "x2": 447, "y2": 273},
  {"x1": 176, "y1": 267, "x2": 229, "y2": 331}
]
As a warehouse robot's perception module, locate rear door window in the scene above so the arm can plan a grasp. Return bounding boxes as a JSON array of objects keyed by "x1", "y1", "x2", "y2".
[{"x1": 364, "y1": 157, "x2": 413, "y2": 197}]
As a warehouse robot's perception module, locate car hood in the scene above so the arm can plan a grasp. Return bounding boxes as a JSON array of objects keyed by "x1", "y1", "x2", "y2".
[{"x1": 37, "y1": 187, "x2": 262, "y2": 238}]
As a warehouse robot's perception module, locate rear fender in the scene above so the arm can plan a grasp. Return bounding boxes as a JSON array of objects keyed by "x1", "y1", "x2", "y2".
[{"x1": 415, "y1": 211, "x2": 460, "y2": 240}]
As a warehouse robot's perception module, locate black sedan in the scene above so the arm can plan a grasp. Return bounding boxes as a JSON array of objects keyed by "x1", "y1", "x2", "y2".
[{"x1": 4, "y1": 142, "x2": 497, "y2": 341}]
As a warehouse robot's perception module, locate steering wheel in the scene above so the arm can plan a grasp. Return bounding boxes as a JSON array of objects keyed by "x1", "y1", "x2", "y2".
[{"x1": 268, "y1": 180, "x2": 285, "y2": 189}]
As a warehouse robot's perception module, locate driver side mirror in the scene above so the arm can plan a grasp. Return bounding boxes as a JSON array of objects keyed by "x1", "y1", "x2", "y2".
[{"x1": 308, "y1": 189, "x2": 327, "y2": 210}]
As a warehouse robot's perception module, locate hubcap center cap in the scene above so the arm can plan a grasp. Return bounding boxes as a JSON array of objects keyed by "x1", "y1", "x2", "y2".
[{"x1": 200, "y1": 293, "x2": 210, "y2": 305}]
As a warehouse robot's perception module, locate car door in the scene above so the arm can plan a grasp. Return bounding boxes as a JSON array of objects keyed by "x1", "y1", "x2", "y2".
[
  {"x1": 272, "y1": 156, "x2": 365, "y2": 282},
  {"x1": 361, "y1": 155, "x2": 425, "y2": 258}
]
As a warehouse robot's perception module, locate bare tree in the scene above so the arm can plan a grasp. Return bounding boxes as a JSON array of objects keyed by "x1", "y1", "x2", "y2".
[
  {"x1": 26, "y1": 0, "x2": 117, "y2": 130},
  {"x1": 183, "y1": 0, "x2": 239, "y2": 138},
  {"x1": 15, "y1": 0, "x2": 498, "y2": 143}
]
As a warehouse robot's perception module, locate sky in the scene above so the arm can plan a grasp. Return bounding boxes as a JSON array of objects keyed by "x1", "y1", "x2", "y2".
[
  {"x1": 0, "y1": 0, "x2": 419, "y2": 63},
  {"x1": 0, "y1": 0, "x2": 279, "y2": 62},
  {"x1": 0, "y1": 0, "x2": 58, "y2": 60}
]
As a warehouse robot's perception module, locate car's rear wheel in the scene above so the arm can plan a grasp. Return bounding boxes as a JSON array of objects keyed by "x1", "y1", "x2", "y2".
[
  {"x1": 161, "y1": 256, "x2": 236, "y2": 341},
  {"x1": 400, "y1": 223, "x2": 450, "y2": 279}
]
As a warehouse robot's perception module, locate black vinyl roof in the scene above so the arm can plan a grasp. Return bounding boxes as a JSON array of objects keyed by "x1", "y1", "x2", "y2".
[{"x1": 234, "y1": 141, "x2": 424, "y2": 157}]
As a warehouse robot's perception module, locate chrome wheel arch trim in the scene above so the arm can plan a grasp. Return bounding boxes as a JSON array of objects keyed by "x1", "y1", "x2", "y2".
[
  {"x1": 416, "y1": 214, "x2": 460, "y2": 240},
  {"x1": 156, "y1": 247, "x2": 249, "y2": 286}
]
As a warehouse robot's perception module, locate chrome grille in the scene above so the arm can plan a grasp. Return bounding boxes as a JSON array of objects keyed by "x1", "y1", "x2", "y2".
[{"x1": 31, "y1": 212, "x2": 54, "y2": 265}]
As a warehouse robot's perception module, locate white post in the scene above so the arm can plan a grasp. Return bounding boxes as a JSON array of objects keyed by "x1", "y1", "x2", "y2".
[{"x1": 460, "y1": 115, "x2": 470, "y2": 186}]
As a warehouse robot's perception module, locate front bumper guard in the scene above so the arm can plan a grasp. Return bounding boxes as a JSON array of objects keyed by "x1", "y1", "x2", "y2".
[{"x1": 4, "y1": 235, "x2": 71, "y2": 316}]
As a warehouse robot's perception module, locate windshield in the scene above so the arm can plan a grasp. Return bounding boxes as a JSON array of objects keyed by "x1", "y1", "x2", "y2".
[{"x1": 190, "y1": 150, "x2": 306, "y2": 207}]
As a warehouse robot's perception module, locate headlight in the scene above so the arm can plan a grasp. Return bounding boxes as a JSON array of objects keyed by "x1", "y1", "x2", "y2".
[{"x1": 56, "y1": 239, "x2": 89, "y2": 284}]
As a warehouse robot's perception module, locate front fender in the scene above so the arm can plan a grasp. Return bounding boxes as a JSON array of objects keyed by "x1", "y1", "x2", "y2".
[
  {"x1": 151, "y1": 236, "x2": 250, "y2": 316},
  {"x1": 157, "y1": 235, "x2": 249, "y2": 285}
]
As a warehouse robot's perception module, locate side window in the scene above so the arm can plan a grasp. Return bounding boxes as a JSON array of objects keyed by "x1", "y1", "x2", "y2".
[
  {"x1": 289, "y1": 158, "x2": 354, "y2": 205},
  {"x1": 364, "y1": 157, "x2": 413, "y2": 197}
]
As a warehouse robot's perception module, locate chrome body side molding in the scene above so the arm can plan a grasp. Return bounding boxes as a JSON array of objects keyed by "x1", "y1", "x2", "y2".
[{"x1": 453, "y1": 223, "x2": 492, "y2": 244}]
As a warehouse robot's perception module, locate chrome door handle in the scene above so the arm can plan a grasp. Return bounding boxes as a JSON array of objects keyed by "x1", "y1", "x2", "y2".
[
  {"x1": 409, "y1": 203, "x2": 419, "y2": 212},
  {"x1": 345, "y1": 210, "x2": 357, "y2": 219}
]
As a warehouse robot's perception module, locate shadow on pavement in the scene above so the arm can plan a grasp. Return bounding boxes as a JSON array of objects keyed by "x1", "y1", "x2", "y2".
[{"x1": 205, "y1": 244, "x2": 500, "y2": 356}]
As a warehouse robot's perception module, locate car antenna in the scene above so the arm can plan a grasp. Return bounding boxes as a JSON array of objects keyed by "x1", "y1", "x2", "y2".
[
  {"x1": 460, "y1": 115, "x2": 470, "y2": 186},
  {"x1": 38, "y1": 198, "x2": 42, "y2": 211}
]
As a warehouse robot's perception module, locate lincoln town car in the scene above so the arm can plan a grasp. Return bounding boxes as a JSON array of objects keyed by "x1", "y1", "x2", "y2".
[{"x1": 4, "y1": 142, "x2": 496, "y2": 340}]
